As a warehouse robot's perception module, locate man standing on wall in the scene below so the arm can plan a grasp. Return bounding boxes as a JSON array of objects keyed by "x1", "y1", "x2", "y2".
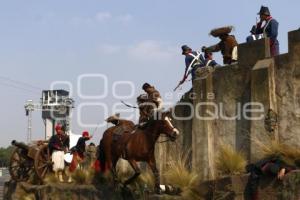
[
  {"x1": 255, "y1": 6, "x2": 279, "y2": 56},
  {"x1": 202, "y1": 26, "x2": 238, "y2": 65},
  {"x1": 180, "y1": 45, "x2": 205, "y2": 82}
]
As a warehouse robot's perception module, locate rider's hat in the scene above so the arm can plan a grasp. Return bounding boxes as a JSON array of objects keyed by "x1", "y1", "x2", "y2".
[{"x1": 142, "y1": 83, "x2": 152, "y2": 90}]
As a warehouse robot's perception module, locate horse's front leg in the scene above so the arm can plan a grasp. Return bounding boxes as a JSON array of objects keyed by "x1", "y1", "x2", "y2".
[
  {"x1": 124, "y1": 159, "x2": 141, "y2": 186},
  {"x1": 148, "y1": 156, "x2": 161, "y2": 194},
  {"x1": 111, "y1": 157, "x2": 119, "y2": 185}
]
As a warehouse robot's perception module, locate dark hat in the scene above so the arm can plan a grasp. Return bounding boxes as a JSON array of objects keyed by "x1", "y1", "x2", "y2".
[
  {"x1": 181, "y1": 45, "x2": 192, "y2": 55},
  {"x1": 142, "y1": 83, "x2": 151, "y2": 90},
  {"x1": 250, "y1": 25, "x2": 256, "y2": 34},
  {"x1": 258, "y1": 6, "x2": 270, "y2": 16}
]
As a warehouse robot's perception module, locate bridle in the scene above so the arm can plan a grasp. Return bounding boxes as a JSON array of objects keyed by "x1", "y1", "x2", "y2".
[{"x1": 156, "y1": 115, "x2": 178, "y2": 143}]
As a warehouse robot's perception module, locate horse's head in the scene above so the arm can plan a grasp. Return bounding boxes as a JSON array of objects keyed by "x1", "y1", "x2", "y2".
[{"x1": 154, "y1": 110, "x2": 179, "y2": 141}]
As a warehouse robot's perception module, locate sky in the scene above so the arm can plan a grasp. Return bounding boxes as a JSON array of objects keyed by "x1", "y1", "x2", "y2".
[{"x1": 0, "y1": 0, "x2": 299, "y2": 147}]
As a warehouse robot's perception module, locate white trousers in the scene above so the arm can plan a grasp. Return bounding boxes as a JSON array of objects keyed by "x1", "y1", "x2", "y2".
[{"x1": 52, "y1": 150, "x2": 65, "y2": 171}]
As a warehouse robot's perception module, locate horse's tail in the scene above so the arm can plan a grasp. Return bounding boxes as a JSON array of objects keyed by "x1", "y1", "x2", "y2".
[
  {"x1": 94, "y1": 139, "x2": 108, "y2": 173},
  {"x1": 99, "y1": 140, "x2": 107, "y2": 172}
]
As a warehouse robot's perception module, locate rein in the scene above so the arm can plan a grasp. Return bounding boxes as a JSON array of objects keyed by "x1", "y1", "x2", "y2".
[{"x1": 157, "y1": 131, "x2": 182, "y2": 144}]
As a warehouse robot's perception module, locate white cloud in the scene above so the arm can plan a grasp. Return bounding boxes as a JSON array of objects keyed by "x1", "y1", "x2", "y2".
[
  {"x1": 96, "y1": 40, "x2": 179, "y2": 64},
  {"x1": 95, "y1": 11, "x2": 112, "y2": 22},
  {"x1": 71, "y1": 12, "x2": 133, "y2": 25}
]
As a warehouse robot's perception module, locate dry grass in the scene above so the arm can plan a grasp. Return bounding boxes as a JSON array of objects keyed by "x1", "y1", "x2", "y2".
[
  {"x1": 14, "y1": 185, "x2": 36, "y2": 200},
  {"x1": 115, "y1": 160, "x2": 134, "y2": 183},
  {"x1": 117, "y1": 162, "x2": 154, "y2": 187},
  {"x1": 253, "y1": 136, "x2": 300, "y2": 165},
  {"x1": 113, "y1": 150, "x2": 203, "y2": 199},
  {"x1": 43, "y1": 173, "x2": 58, "y2": 184},
  {"x1": 71, "y1": 168, "x2": 94, "y2": 184},
  {"x1": 164, "y1": 148, "x2": 203, "y2": 200},
  {"x1": 215, "y1": 144, "x2": 246, "y2": 177},
  {"x1": 115, "y1": 160, "x2": 155, "y2": 187},
  {"x1": 136, "y1": 169, "x2": 155, "y2": 189},
  {"x1": 20, "y1": 194, "x2": 35, "y2": 200}
]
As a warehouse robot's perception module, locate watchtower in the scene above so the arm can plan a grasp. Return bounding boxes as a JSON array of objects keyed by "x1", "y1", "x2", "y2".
[{"x1": 41, "y1": 90, "x2": 74, "y2": 139}]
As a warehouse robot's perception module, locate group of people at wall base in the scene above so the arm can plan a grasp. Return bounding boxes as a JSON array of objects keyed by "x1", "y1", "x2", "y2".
[
  {"x1": 48, "y1": 124, "x2": 94, "y2": 182},
  {"x1": 48, "y1": 82, "x2": 163, "y2": 182}
]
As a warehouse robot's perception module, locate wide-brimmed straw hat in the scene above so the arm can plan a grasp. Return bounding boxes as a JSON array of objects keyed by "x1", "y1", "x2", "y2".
[{"x1": 210, "y1": 26, "x2": 234, "y2": 37}]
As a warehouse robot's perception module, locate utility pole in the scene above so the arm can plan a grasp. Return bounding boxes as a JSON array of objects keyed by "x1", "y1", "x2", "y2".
[{"x1": 24, "y1": 100, "x2": 34, "y2": 143}]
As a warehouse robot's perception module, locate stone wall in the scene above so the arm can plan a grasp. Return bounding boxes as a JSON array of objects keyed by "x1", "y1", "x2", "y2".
[
  {"x1": 4, "y1": 181, "x2": 102, "y2": 200},
  {"x1": 276, "y1": 30, "x2": 300, "y2": 147},
  {"x1": 156, "y1": 29, "x2": 300, "y2": 181}
]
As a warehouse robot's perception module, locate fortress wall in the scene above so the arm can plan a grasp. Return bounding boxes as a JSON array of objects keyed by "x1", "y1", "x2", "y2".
[
  {"x1": 156, "y1": 29, "x2": 300, "y2": 182},
  {"x1": 275, "y1": 30, "x2": 300, "y2": 147}
]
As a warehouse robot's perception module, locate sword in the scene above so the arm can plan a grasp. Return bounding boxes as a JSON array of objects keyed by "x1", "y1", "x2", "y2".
[{"x1": 121, "y1": 100, "x2": 138, "y2": 109}]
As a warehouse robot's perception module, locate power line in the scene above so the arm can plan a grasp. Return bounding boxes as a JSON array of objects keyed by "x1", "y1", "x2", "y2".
[
  {"x1": 0, "y1": 76, "x2": 42, "y2": 91},
  {"x1": 0, "y1": 81, "x2": 40, "y2": 96}
]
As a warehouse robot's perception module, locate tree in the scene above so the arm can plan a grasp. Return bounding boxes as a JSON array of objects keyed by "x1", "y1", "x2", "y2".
[{"x1": 0, "y1": 146, "x2": 14, "y2": 167}]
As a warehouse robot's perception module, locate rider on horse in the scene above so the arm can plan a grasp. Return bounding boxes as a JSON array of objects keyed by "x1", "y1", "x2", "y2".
[{"x1": 137, "y1": 83, "x2": 163, "y2": 126}]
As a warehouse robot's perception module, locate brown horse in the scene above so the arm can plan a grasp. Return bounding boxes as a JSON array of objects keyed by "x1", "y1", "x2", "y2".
[
  {"x1": 97, "y1": 110, "x2": 179, "y2": 193},
  {"x1": 97, "y1": 117, "x2": 135, "y2": 172}
]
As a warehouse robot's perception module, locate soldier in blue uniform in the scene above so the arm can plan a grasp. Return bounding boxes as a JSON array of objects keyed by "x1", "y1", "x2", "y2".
[
  {"x1": 202, "y1": 50, "x2": 219, "y2": 68},
  {"x1": 255, "y1": 6, "x2": 279, "y2": 56},
  {"x1": 175, "y1": 45, "x2": 219, "y2": 90},
  {"x1": 180, "y1": 45, "x2": 205, "y2": 83}
]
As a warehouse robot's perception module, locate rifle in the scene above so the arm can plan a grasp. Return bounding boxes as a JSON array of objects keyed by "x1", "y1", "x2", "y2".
[
  {"x1": 174, "y1": 51, "x2": 203, "y2": 92},
  {"x1": 173, "y1": 81, "x2": 184, "y2": 92}
]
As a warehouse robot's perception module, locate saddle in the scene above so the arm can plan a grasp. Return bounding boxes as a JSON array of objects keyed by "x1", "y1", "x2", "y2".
[{"x1": 112, "y1": 125, "x2": 134, "y2": 141}]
